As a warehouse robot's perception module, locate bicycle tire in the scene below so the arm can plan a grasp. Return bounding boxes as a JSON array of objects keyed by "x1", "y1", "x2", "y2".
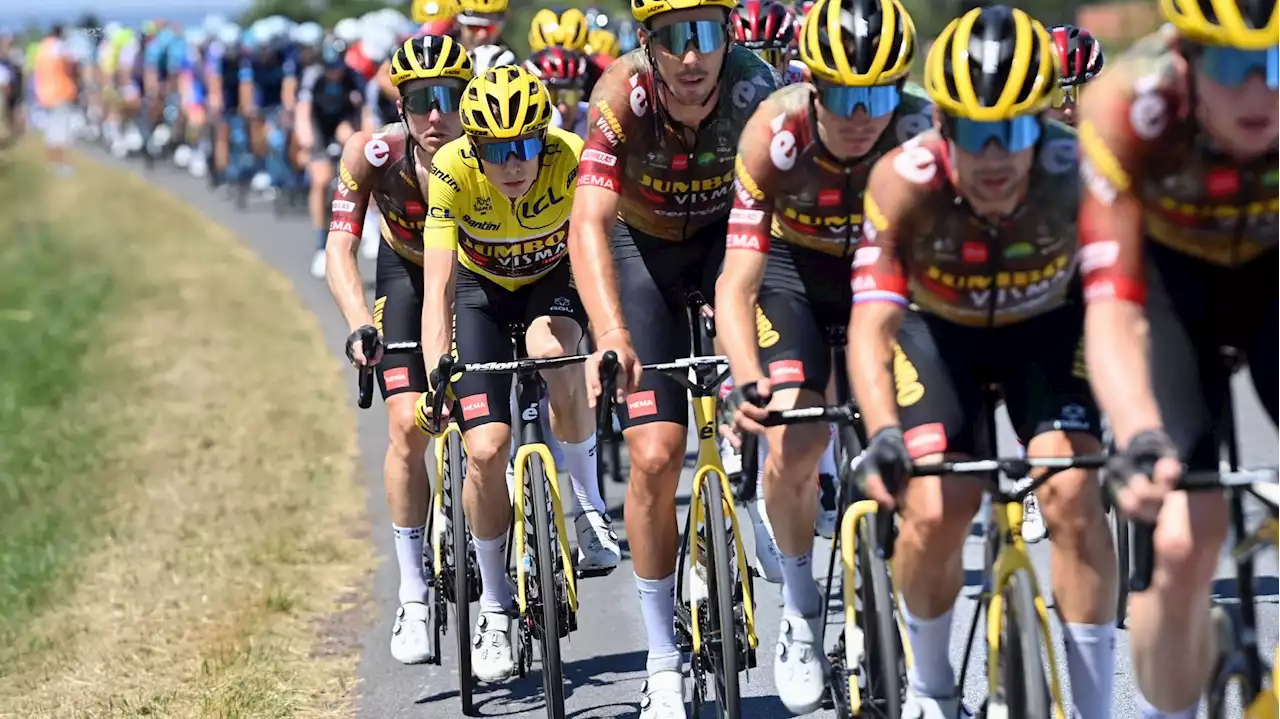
[
  {"x1": 445, "y1": 431, "x2": 476, "y2": 715},
  {"x1": 857, "y1": 512, "x2": 904, "y2": 718},
  {"x1": 528, "y1": 453, "x2": 567, "y2": 718},
  {"x1": 704, "y1": 476, "x2": 741, "y2": 718},
  {"x1": 1113, "y1": 506, "x2": 1129, "y2": 629},
  {"x1": 997, "y1": 571, "x2": 1051, "y2": 719}
]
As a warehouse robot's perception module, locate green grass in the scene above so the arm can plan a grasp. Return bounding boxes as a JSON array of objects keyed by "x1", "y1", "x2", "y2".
[{"x1": 0, "y1": 169, "x2": 116, "y2": 654}]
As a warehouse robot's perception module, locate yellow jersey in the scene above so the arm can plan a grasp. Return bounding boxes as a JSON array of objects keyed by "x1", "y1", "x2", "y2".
[{"x1": 423, "y1": 126, "x2": 583, "y2": 291}]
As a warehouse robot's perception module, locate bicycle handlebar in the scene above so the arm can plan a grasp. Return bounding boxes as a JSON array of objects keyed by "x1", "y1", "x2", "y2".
[
  {"x1": 735, "y1": 399, "x2": 861, "y2": 503},
  {"x1": 598, "y1": 351, "x2": 623, "y2": 486}
]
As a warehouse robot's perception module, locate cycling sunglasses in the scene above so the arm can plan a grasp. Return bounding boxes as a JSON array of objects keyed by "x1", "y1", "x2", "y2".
[
  {"x1": 1051, "y1": 85, "x2": 1080, "y2": 109},
  {"x1": 401, "y1": 85, "x2": 462, "y2": 115},
  {"x1": 474, "y1": 134, "x2": 544, "y2": 164},
  {"x1": 648, "y1": 20, "x2": 728, "y2": 55},
  {"x1": 550, "y1": 88, "x2": 583, "y2": 107},
  {"x1": 1196, "y1": 44, "x2": 1279, "y2": 90},
  {"x1": 944, "y1": 114, "x2": 1043, "y2": 154},
  {"x1": 817, "y1": 83, "x2": 901, "y2": 119}
]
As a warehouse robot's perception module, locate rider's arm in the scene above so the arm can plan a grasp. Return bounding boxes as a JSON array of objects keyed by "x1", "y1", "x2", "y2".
[
  {"x1": 237, "y1": 58, "x2": 254, "y2": 114},
  {"x1": 1077, "y1": 83, "x2": 1161, "y2": 448},
  {"x1": 716, "y1": 106, "x2": 781, "y2": 386},
  {"x1": 420, "y1": 152, "x2": 464, "y2": 365},
  {"x1": 293, "y1": 66, "x2": 317, "y2": 148},
  {"x1": 361, "y1": 77, "x2": 379, "y2": 132},
  {"x1": 281, "y1": 53, "x2": 298, "y2": 112},
  {"x1": 848, "y1": 158, "x2": 914, "y2": 436},
  {"x1": 375, "y1": 60, "x2": 395, "y2": 98},
  {"x1": 205, "y1": 57, "x2": 223, "y2": 113},
  {"x1": 566, "y1": 73, "x2": 630, "y2": 339},
  {"x1": 324, "y1": 131, "x2": 377, "y2": 331}
]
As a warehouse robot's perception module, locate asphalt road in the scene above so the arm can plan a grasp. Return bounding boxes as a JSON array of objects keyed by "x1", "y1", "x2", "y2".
[{"x1": 91, "y1": 151, "x2": 1278, "y2": 719}]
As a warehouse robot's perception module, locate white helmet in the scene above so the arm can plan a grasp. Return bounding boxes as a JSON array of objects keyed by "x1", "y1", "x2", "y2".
[
  {"x1": 217, "y1": 24, "x2": 242, "y2": 47},
  {"x1": 292, "y1": 22, "x2": 323, "y2": 46},
  {"x1": 360, "y1": 26, "x2": 396, "y2": 63},
  {"x1": 184, "y1": 27, "x2": 209, "y2": 46},
  {"x1": 334, "y1": 18, "x2": 361, "y2": 44},
  {"x1": 472, "y1": 44, "x2": 516, "y2": 73}
]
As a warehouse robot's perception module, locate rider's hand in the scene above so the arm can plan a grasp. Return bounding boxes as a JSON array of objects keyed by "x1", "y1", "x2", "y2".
[
  {"x1": 1111, "y1": 428, "x2": 1182, "y2": 523},
  {"x1": 730, "y1": 379, "x2": 771, "y2": 437},
  {"x1": 862, "y1": 426, "x2": 912, "y2": 510},
  {"x1": 344, "y1": 325, "x2": 382, "y2": 367},
  {"x1": 585, "y1": 329, "x2": 642, "y2": 408},
  {"x1": 413, "y1": 391, "x2": 451, "y2": 433}
]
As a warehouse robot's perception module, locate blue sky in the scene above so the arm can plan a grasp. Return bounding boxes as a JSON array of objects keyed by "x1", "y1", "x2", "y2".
[{"x1": 2, "y1": 1, "x2": 251, "y2": 29}]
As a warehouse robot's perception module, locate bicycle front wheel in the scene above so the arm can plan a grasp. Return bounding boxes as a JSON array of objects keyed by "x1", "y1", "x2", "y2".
[
  {"x1": 857, "y1": 512, "x2": 904, "y2": 718},
  {"x1": 1112, "y1": 504, "x2": 1130, "y2": 629},
  {"x1": 997, "y1": 571, "x2": 1050, "y2": 719},
  {"x1": 528, "y1": 453, "x2": 567, "y2": 718},
  {"x1": 704, "y1": 475, "x2": 741, "y2": 718},
  {"x1": 445, "y1": 431, "x2": 476, "y2": 715}
]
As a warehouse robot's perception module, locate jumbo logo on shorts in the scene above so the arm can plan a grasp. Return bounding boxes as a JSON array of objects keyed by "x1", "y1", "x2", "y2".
[
  {"x1": 892, "y1": 343, "x2": 924, "y2": 406},
  {"x1": 627, "y1": 390, "x2": 658, "y2": 418},
  {"x1": 383, "y1": 367, "x2": 410, "y2": 391},
  {"x1": 460, "y1": 394, "x2": 490, "y2": 421},
  {"x1": 755, "y1": 306, "x2": 780, "y2": 349}
]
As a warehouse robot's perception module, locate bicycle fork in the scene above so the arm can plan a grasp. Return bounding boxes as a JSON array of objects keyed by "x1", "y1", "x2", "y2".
[{"x1": 511, "y1": 441, "x2": 579, "y2": 621}]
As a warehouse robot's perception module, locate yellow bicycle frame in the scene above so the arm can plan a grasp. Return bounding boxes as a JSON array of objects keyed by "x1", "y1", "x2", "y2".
[
  {"x1": 511, "y1": 442, "x2": 579, "y2": 617},
  {"x1": 1236, "y1": 516, "x2": 1278, "y2": 719},
  {"x1": 430, "y1": 423, "x2": 465, "y2": 579},
  {"x1": 839, "y1": 499, "x2": 915, "y2": 714},
  {"x1": 685, "y1": 391, "x2": 758, "y2": 655},
  {"x1": 984, "y1": 499, "x2": 1068, "y2": 719}
]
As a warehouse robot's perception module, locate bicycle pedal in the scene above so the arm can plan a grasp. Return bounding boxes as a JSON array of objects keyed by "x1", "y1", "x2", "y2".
[{"x1": 575, "y1": 565, "x2": 616, "y2": 579}]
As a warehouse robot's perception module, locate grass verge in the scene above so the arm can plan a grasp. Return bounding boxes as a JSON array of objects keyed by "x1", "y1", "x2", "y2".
[{"x1": 0, "y1": 143, "x2": 373, "y2": 718}]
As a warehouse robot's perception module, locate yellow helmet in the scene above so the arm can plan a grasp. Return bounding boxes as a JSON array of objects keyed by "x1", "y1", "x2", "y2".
[
  {"x1": 411, "y1": 0, "x2": 459, "y2": 25},
  {"x1": 588, "y1": 28, "x2": 622, "y2": 57},
  {"x1": 460, "y1": 65, "x2": 554, "y2": 139},
  {"x1": 631, "y1": 0, "x2": 737, "y2": 26},
  {"x1": 459, "y1": 0, "x2": 509, "y2": 18},
  {"x1": 529, "y1": 8, "x2": 591, "y2": 52},
  {"x1": 390, "y1": 35, "x2": 474, "y2": 88},
  {"x1": 798, "y1": 0, "x2": 915, "y2": 86},
  {"x1": 1159, "y1": 0, "x2": 1278, "y2": 50},
  {"x1": 924, "y1": 5, "x2": 1058, "y2": 121}
]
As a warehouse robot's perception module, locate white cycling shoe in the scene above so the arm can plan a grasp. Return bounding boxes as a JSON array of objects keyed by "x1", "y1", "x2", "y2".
[
  {"x1": 747, "y1": 498, "x2": 783, "y2": 584},
  {"x1": 310, "y1": 249, "x2": 326, "y2": 280},
  {"x1": 638, "y1": 669, "x2": 687, "y2": 718},
  {"x1": 389, "y1": 602, "x2": 433, "y2": 665},
  {"x1": 1021, "y1": 494, "x2": 1046, "y2": 544},
  {"x1": 472, "y1": 611, "x2": 516, "y2": 683},
  {"x1": 574, "y1": 510, "x2": 620, "y2": 573},
  {"x1": 774, "y1": 612, "x2": 829, "y2": 715}
]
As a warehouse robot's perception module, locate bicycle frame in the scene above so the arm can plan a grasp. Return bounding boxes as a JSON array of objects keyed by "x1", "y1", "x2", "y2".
[{"x1": 430, "y1": 422, "x2": 464, "y2": 581}]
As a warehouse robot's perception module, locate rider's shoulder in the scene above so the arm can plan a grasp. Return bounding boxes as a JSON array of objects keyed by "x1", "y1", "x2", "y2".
[
  {"x1": 868, "y1": 130, "x2": 947, "y2": 213},
  {"x1": 722, "y1": 46, "x2": 780, "y2": 112}
]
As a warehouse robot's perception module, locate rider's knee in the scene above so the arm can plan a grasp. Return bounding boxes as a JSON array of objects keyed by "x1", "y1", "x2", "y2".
[
  {"x1": 1152, "y1": 492, "x2": 1229, "y2": 592},
  {"x1": 1029, "y1": 432, "x2": 1104, "y2": 539},
  {"x1": 464, "y1": 423, "x2": 512, "y2": 476},
  {"x1": 901, "y1": 469, "x2": 983, "y2": 551},
  {"x1": 626, "y1": 425, "x2": 685, "y2": 485},
  {"x1": 386, "y1": 396, "x2": 429, "y2": 457},
  {"x1": 762, "y1": 424, "x2": 827, "y2": 487}
]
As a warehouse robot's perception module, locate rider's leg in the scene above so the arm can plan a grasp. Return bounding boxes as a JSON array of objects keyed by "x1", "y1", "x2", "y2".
[
  {"x1": 461, "y1": 420, "x2": 515, "y2": 608},
  {"x1": 384, "y1": 392, "x2": 432, "y2": 602},
  {"x1": 762, "y1": 388, "x2": 827, "y2": 612},
  {"x1": 214, "y1": 117, "x2": 229, "y2": 175},
  {"x1": 308, "y1": 155, "x2": 333, "y2": 242}
]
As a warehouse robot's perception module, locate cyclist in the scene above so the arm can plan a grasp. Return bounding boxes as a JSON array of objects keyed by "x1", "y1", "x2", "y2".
[
  {"x1": 456, "y1": 0, "x2": 515, "y2": 73},
  {"x1": 718, "y1": 0, "x2": 926, "y2": 710},
  {"x1": 1076, "y1": 0, "x2": 1277, "y2": 716},
  {"x1": 569, "y1": 0, "x2": 777, "y2": 712},
  {"x1": 414, "y1": 65, "x2": 612, "y2": 683},
  {"x1": 729, "y1": 0, "x2": 796, "y2": 77},
  {"x1": 326, "y1": 34, "x2": 471, "y2": 665},
  {"x1": 1047, "y1": 24, "x2": 1105, "y2": 127},
  {"x1": 525, "y1": 46, "x2": 591, "y2": 138},
  {"x1": 141, "y1": 22, "x2": 174, "y2": 138},
  {"x1": 244, "y1": 23, "x2": 300, "y2": 192},
  {"x1": 297, "y1": 38, "x2": 366, "y2": 278},
  {"x1": 175, "y1": 27, "x2": 210, "y2": 173},
  {"x1": 849, "y1": 6, "x2": 1117, "y2": 717},
  {"x1": 205, "y1": 24, "x2": 247, "y2": 186},
  {"x1": 529, "y1": 8, "x2": 592, "y2": 54}
]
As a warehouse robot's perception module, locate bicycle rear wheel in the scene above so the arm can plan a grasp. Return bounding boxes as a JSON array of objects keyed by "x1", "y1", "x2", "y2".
[
  {"x1": 528, "y1": 453, "x2": 567, "y2": 718},
  {"x1": 704, "y1": 475, "x2": 741, "y2": 718},
  {"x1": 856, "y1": 512, "x2": 904, "y2": 718},
  {"x1": 444, "y1": 431, "x2": 476, "y2": 715},
  {"x1": 996, "y1": 571, "x2": 1050, "y2": 719}
]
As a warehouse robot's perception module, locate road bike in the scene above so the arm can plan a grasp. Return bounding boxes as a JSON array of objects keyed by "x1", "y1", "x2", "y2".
[
  {"x1": 425, "y1": 324, "x2": 586, "y2": 719},
  {"x1": 905, "y1": 385, "x2": 1106, "y2": 719},
  {"x1": 1120, "y1": 348, "x2": 1278, "y2": 718},
  {"x1": 733, "y1": 324, "x2": 907, "y2": 718},
  {"x1": 596, "y1": 290, "x2": 758, "y2": 718}
]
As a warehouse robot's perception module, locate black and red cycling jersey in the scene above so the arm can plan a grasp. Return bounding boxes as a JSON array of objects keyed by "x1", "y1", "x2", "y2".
[
  {"x1": 1077, "y1": 28, "x2": 1278, "y2": 306},
  {"x1": 330, "y1": 123, "x2": 431, "y2": 264},
  {"x1": 576, "y1": 46, "x2": 779, "y2": 240}
]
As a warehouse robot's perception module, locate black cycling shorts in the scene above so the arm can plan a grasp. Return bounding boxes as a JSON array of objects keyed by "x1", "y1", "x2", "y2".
[
  {"x1": 1144, "y1": 242, "x2": 1277, "y2": 469},
  {"x1": 613, "y1": 219, "x2": 726, "y2": 428},
  {"x1": 894, "y1": 301, "x2": 1100, "y2": 459},
  {"x1": 373, "y1": 240, "x2": 428, "y2": 399},
  {"x1": 451, "y1": 262, "x2": 586, "y2": 432},
  {"x1": 756, "y1": 241, "x2": 851, "y2": 396}
]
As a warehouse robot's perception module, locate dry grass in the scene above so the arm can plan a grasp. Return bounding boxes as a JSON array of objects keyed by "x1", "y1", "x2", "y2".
[{"x1": 0, "y1": 144, "x2": 374, "y2": 717}]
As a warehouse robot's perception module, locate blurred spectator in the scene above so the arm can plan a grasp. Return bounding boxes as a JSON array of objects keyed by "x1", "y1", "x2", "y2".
[{"x1": 32, "y1": 24, "x2": 78, "y2": 175}]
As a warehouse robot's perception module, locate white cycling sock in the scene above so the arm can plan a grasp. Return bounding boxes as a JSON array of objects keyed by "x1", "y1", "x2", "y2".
[
  {"x1": 636, "y1": 572, "x2": 682, "y2": 675},
  {"x1": 559, "y1": 434, "x2": 605, "y2": 516},
  {"x1": 778, "y1": 549, "x2": 821, "y2": 617},
  {"x1": 818, "y1": 430, "x2": 837, "y2": 477},
  {"x1": 1064, "y1": 622, "x2": 1116, "y2": 719},
  {"x1": 473, "y1": 533, "x2": 514, "y2": 613},
  {"x1": 1135, "y1": 694, "x2": 1197, "y2": 719},
  {"x1": 392, "y1": 524, "x2": 429, "y2": 605},
  {"x1": 902, "y1": 603, "x2": 956, "y2": 698}
]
